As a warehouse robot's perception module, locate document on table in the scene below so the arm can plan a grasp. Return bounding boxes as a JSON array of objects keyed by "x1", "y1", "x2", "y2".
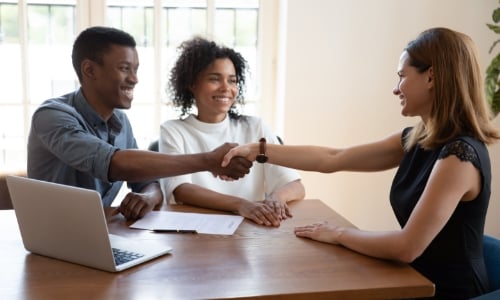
[{"x1": 129, "y1": 211, "x2": 244, "y2": 235}]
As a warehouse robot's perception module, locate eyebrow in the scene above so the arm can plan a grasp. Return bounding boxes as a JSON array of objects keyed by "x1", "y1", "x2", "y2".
[
  {"x1": 118, "y1": 61, "x2": 138, "y2": 67},
  {"x1": 206, "y1": 72, "x2": 236, "y2": 77}
]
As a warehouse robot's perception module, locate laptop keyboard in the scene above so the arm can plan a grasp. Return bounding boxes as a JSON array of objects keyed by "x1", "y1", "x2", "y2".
[{"x1": 112, "y1": 248, "x2": 145, "y2": 266}]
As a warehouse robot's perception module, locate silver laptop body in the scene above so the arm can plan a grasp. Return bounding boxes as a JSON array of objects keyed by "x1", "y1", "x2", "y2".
[{"x1": 6, "y1": 175, "x2": 172, "y2": 272}]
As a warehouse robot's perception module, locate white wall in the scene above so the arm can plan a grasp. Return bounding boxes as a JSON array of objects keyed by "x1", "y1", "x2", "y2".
[{"x1": 282, "y1": 0, "x2": 500, "y2": 236}]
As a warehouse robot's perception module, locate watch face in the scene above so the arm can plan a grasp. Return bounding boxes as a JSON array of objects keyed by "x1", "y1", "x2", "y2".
[{"x1": 256, "y1": 154, "x2": 268, "y2": 163}]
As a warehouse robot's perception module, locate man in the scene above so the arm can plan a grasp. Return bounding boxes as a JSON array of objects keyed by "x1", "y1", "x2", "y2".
[{"x1": 28, "y1": 26, "x2": 251, "y2": 220}]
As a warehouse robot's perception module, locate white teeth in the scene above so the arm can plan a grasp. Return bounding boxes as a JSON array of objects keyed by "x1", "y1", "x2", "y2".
[
  {"x1": 123, "y1": 89, "x2": 134, "y2": 99},
  {"x1": 214, "y1": 96, "x2": 230, "y2": 103}
]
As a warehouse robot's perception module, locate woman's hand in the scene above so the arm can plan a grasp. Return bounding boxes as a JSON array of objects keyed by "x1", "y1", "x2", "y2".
[
  {"x1": 221, "y1": 143, "x2": 258, "y2": 167},
  {"x1": 263, "y1": 196, "x2": 292, "y2": 221},
  {"x1": 238, "y1": 200, "x2": 281, "y2": 227},
  {"x1": 294, "y1": 222, "x2": 341, "y2": 244}
]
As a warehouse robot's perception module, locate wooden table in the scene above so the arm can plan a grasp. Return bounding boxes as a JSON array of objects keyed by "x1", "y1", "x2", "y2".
[{"x1": 0, "y1": 200, "x2": 434, "y2": 299}]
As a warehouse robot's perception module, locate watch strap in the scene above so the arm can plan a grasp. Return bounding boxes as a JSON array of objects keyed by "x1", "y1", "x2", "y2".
[{"x1": 256, "y1": 138, "x2": 268, "y2": 163}]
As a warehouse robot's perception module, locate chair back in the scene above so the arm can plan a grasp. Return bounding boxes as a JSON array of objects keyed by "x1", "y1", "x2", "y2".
[
  {"x1": 484, "y1": 234, "x2": 500, "y2": 291},
  {"x1": 0, "y1": 170, "x2": 27, "y2": 209},
  {"x1": 148, "y1": 140, "x2": 159, "y2": 152}
]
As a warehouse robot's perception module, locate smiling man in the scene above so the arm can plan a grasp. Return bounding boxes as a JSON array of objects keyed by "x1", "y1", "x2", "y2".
[{"x1": 27, "y1": 27, "x2": 252, "y2": 220}]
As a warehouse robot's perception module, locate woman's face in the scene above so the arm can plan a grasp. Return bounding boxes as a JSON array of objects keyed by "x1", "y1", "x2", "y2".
[
  {"x1": 393, "y1": 51, "x2": 434, "y2": 123},
  {"x1": 191, "y1": 58, "x2": 238, "y2": 123}
]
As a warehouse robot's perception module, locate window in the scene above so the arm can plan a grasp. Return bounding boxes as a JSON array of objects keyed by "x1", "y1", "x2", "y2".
[
  {"x1": 1, "y1": 0, "x2": 78, "y2": 170},
  {"x1": 0, "y1": 0, "x2": 281, "y2": 172}
]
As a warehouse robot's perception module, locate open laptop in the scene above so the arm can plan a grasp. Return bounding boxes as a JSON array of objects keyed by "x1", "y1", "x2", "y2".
[{"x1": 6, "y1": 175, "x2": 172, "y2": 272}]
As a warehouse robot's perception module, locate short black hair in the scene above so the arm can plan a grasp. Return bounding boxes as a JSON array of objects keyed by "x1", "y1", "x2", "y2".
[
  {"x1": 71, "y1": 26, "x2": 136, "y2": 81},
  {"x1": 168, "y1": 36, "x2": 248, "y2": 119}
]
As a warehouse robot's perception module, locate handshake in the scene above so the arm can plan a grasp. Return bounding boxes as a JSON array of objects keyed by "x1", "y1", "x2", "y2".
[{"x1": 208, "y1": 142, "x2": 255, "y2": 180}]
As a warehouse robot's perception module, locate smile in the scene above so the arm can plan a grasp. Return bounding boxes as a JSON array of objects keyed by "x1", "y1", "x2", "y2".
[
  {"x1": 122, "y1": 87, "x2": 134, "y2": 99},
  {"x1": 213, "y1": 96, "x2": 232, "y2": 103}
]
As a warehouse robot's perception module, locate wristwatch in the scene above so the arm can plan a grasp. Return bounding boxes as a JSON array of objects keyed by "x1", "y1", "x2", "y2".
[{"x1": 256, "y1": 138, "x2": 268, "y2": 163}]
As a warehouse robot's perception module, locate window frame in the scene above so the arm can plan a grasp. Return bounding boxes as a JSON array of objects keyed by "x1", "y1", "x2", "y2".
[{"x1": 0, "y1": 0, "x2": 285, "y2": 171}]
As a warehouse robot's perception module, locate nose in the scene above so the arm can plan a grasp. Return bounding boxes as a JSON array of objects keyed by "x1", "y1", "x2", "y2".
[
  {"x1": 393, "y1": 81, "x2": 401, "y2": 96},
  {"x1": 219, "y1": 80, "x2": 230, "y2": 91},
  {"x1": 393, "y1": 86, "x2": 400, "y2": 96},
  {"x1": 128, "y1": 70, "x2": 138, "y2": 84}
]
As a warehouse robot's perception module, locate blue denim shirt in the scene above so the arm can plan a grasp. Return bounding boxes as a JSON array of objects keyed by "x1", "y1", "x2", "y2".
[{"x1": 27, "y1": 89, "x2": 153, "y2": 207}]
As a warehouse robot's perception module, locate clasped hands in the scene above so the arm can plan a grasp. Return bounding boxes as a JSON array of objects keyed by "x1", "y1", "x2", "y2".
[
  {"x1": 208, "y1": 143, "x2": 253, "y2": 180},
  {"x1": 213, "y1": 143, "x2": 292, "y2": 227},
  {"x1": 237, "y1": 197, "x2": 292, "y2": 227},
  {"x1": 209, "y1": 142, "x2": 255, "y2": 181}
]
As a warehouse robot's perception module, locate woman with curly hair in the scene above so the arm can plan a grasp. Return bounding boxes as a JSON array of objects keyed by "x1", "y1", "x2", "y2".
[{"x1": 159, "y1": 37, "x2": 305, "y2": 227}]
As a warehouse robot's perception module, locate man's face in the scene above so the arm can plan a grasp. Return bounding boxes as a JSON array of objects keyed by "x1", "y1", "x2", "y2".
[{"x1": 90, "y1": 44, "x2": 139, "y2": 113}]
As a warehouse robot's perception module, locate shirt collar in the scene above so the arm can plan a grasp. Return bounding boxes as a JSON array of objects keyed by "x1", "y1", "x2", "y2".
[{"x1": 74, "y1": 89, "x2": 123, "y2": 132}]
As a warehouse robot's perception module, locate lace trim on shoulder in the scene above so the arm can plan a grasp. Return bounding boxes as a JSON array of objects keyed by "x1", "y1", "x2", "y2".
[{"x1": 438, "y1": 140, "x2": 480, "y2": 169}]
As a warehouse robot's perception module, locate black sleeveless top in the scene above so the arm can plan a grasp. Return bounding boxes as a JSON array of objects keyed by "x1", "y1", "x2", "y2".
[{"x1": 390, "y1": 128, "x2": 491, "y2": 299}]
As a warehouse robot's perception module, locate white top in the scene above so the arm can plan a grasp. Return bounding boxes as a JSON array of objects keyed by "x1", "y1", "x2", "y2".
[{"x1": 159, "y1": 114, "x2": 301, "y2": 204}]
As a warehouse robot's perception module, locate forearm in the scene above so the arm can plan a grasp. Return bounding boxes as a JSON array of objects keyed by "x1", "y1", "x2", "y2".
[
  {"x1": 336, "y1": 227, "x2": 416, "y2": 263},
  {"x1": 267, "y1": 144, "x2": 342, "y2": 173},
  {"x1": 241, "y1": 133, "x2": 404, "y2": 173},
  {"x1": 267, "y1": 144, "x2": 403, "y2": 173},
  {"x1": 109, "y1": 149, "x2": 209, "y2": 182},
  {"x1": 173, "y1": 183, "x2": 244, "y2": 213}
]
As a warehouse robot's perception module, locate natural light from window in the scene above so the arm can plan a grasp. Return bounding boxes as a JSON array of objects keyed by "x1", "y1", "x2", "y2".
[{"x1": 0, "y1": 0, "x2": 261, "y2": 171}]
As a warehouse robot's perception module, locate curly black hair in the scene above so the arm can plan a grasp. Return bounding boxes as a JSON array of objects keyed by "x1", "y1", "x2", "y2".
[{"x1": 167, "y1": 36, "x2": 248, "y2": 119}]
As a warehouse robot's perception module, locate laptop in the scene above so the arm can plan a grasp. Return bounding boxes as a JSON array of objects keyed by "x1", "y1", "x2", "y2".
[{"x1": 6, "y1": 175, "x2": 172, "y2": 272}]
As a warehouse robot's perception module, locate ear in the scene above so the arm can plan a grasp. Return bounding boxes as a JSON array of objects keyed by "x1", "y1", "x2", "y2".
[
  {"x1": 189, "y1": 83, "x2": 197, "y2": 97},
  {"x1": 81, "y1": 59, "x2": 96, "y2": 80},
  {"x1": 426, "y1": 66, "x2": 434, "y2": 88}
]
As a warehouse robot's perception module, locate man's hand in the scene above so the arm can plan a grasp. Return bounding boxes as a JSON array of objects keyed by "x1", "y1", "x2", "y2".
[
  {"x1": 112, "y1": 183, "x2": 163, "y2": 220},
  {"x1": 209, "y1": 143, "x2": 252, "y2": 179}
]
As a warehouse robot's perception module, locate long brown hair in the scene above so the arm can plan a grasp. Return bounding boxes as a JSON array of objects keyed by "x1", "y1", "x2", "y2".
[{"x1": 403, "y1": 27, "x2": 500, "y2": 150}]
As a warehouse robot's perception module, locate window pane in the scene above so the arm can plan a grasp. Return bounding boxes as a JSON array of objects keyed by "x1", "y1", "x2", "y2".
[
  {"x1": 0, "y1": 3, "x2": 19, "y2": 43},
  {"x1": 0, "y1": 106, "x2": 26, "y2": 169},
  {"x1": 135, "y1": 47, "x2": 155, "y2": 105},
  {"x1": 212, "y1": 3, "x2": 259, "y2": 102},
  {"x1": 0, "y1": 0, "x2": 263, "y2": 172},
  {"x1": 107, "y1": 1, "x2": 159, "y2": 148},
  {"x1": 107, "y1": 7, "x2": 122, "y2": 28},
  {"x1": 27, "y1": 3, "x2": 77, "y2": 103},
  {"x1": 27, "y1": 5, "x2": 49, "y2": 44},
  {"x1": 215, "y1": 9, "x2": 235, "y2": 46},
  {"x1": 124, "y1": 104, "x2": 158, "y2": 149},
  {"x1": 235, "y1": 9, "x2": 257, "y2": 47},
  {"x1": 107, "y1": 0, "x2": 154, "y2": 47},
  {"x1": 215, "y1": 0, "x2": 258, "y2": 9},
  {"x1": 144, "y1": 7, "x2": 154, "y2": 46},
  {"x1": 26, "y1": 2, "x2": 75, "y2": 44},
  {"x1": 166, "y1": 8, "x2": 206, "y2": 47},
  {"x1": 0, "y1": 3, "x2": 22, "y2": 103},
  {"x1": 51, "y1": 6, "x2": 75, "y2": 44},
  {"x1": 163, "y1": 0, "x2": 206, "y2": 9},
  {"x1": 106, "y1": 1, "x2": 156, "y2": 107},
  {"x1": 0, "y1": 44, "x2": 22, "y2": 103}
]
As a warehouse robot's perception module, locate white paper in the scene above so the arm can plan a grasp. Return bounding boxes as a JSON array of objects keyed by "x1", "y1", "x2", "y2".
[{"x1": 129, "y1": 211, "x2": 244, "y2": 235}]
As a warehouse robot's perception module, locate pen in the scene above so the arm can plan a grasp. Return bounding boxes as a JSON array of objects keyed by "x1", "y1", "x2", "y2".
[{"x1": 150, "y1": 229, "x2": 198, "y2": 234}]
